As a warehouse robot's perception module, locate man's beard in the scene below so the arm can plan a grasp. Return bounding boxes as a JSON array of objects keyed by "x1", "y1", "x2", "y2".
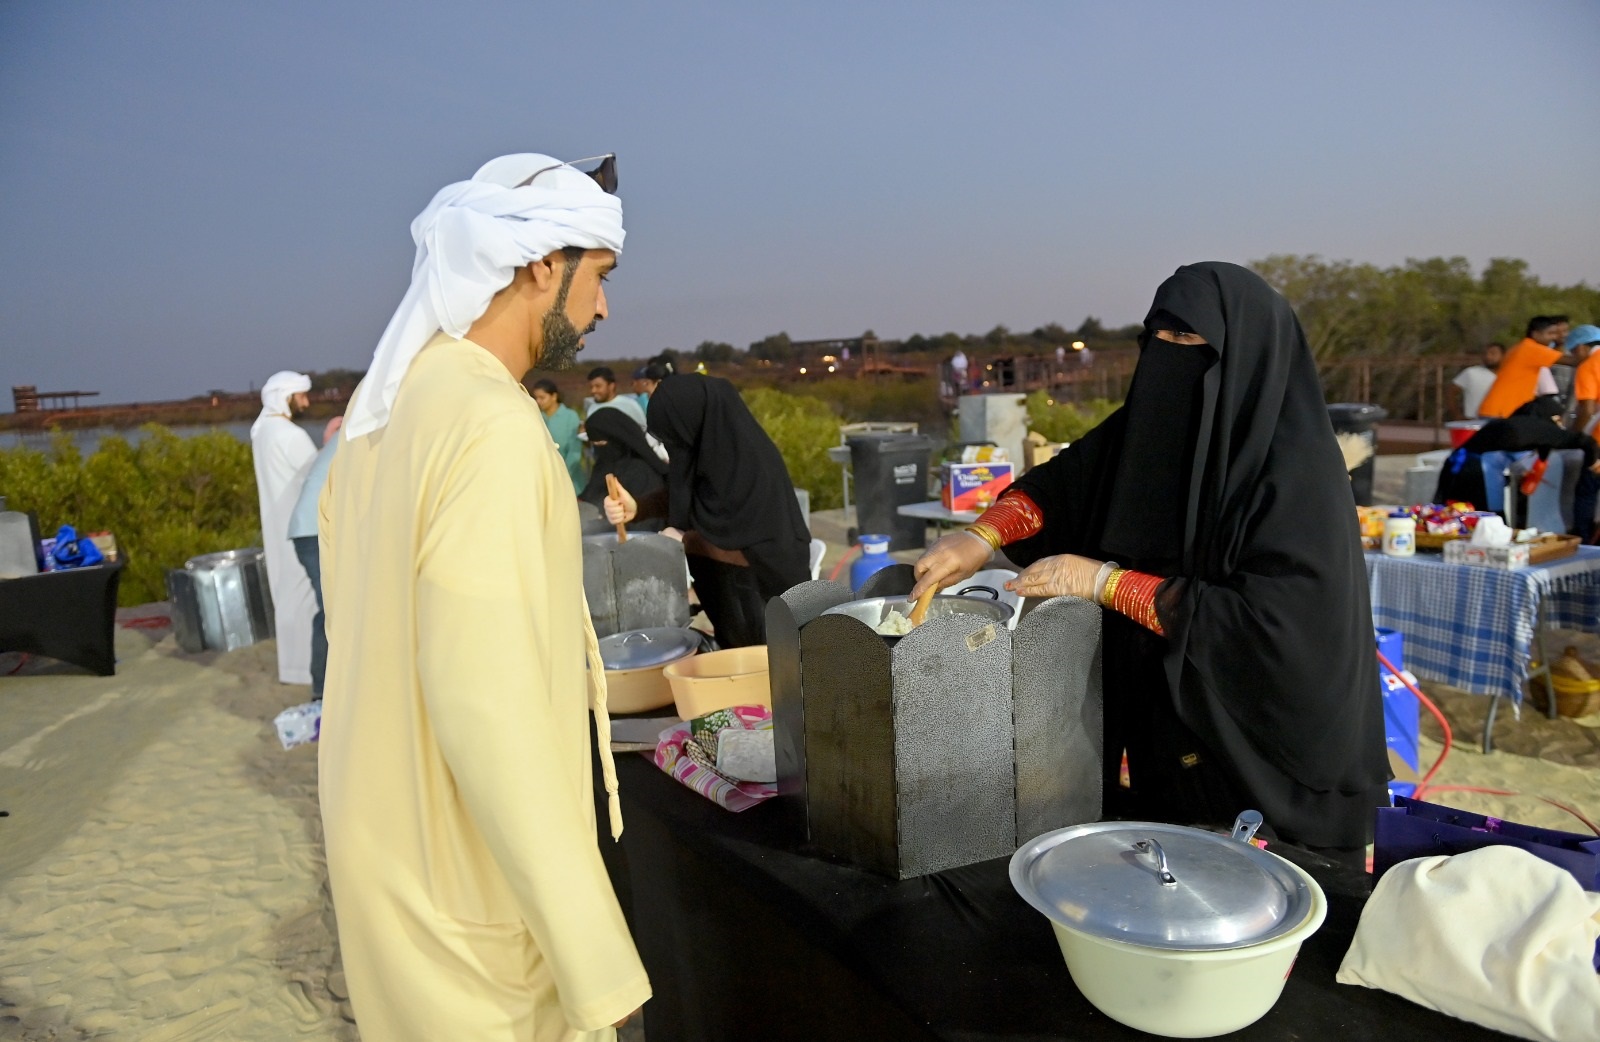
[{"x1": 534, "y1": 262, "x2": 594, "y2": 371}]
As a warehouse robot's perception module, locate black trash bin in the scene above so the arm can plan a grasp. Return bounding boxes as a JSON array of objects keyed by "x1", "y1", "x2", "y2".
[
  {"x1": 849, "y1": 433, "x2": 934, "y2": 551},
  {"x1": 1327, "y1": 402, "x2": 1388, "y2": 506}
]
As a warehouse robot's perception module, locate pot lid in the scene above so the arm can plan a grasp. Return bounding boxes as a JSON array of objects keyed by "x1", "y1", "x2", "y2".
[
  {"x1": 598, "y1": 628, "x2": 699, "y2": 671},
  {"x1": 1009, "y1": 818, "x2": 1318, "y2": 952}
]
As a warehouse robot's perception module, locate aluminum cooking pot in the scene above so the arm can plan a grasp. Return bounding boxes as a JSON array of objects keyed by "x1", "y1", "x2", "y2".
[
  {"x1": 1009, "y1": 811, "x2": 1327, "y2": 1038},
  {"x1": 820, "y1": 585, "x2": 1013, "y2": 643}
]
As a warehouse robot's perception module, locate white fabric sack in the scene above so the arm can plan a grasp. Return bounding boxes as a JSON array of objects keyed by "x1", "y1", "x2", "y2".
[{"x1": 1337, "y1": 846, "x2": 1600, "y2": 1042}]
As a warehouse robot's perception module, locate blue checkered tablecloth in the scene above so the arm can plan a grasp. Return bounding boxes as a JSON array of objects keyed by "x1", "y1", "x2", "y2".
[{"x1": 1365, "y1": 546, "x2": 1600, "y2": 702}]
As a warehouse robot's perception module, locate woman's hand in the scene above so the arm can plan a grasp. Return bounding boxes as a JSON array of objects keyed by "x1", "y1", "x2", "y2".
[
  {"x1": 1005, "y1": 554, "x2": 1104, "y2": 602},
  {"x1": 910, "y1": 530, "x2": 993, "y2": 602},
  {"x1": 604, "y1": 483, "x2": 637, "y2": 525}
]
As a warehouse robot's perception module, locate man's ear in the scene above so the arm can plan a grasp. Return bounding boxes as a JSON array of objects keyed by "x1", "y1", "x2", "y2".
[{"x1": 526, "y1": 254, "x2": 559, "y2": 292}]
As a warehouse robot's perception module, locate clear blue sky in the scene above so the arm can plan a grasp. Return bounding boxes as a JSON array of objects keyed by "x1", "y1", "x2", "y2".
[{"x1": 2, "y1": 0, "x2": 1596, "y2": 406}]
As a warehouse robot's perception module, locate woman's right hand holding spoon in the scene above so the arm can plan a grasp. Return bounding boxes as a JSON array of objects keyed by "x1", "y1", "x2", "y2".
[{"x1": 909, "y1": 530, "x2": 993, "y2": 603}]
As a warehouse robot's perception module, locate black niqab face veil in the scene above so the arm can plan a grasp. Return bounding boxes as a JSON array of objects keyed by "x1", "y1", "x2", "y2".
[{"x1": 1100, "y1": 337, "x2": 1213, "y2": 570}]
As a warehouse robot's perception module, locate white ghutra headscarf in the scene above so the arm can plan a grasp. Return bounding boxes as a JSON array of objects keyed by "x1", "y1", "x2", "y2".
[
  {"x1": 344, "y1": 154, "x2": 625, "y2": 439},
  {"x1": 251, "y1": 370, "x2": 311, "y2": 439}
]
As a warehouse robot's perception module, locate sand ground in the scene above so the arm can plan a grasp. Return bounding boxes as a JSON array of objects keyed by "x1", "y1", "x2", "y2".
[{"x1": 3, "y1": 580, "x2": 1599, "y2": 1040}]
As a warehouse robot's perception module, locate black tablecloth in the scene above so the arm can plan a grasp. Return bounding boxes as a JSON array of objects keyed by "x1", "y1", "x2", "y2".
[
  {"x1": 609, "y1": 755, "x2": 1509, "y2": 1042},
  {"x1": 0, "y1": 563, "x2": 123, "y2": 675}
]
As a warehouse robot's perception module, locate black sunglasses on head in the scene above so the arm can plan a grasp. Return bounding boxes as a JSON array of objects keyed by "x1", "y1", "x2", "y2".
[{"x1": 516, "y1": 153, "x2": 618, "y2": 195}]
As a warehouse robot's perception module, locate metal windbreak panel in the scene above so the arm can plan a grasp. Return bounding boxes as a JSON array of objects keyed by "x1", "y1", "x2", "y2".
[
  {"x1": 1012, "y1": 596, "x2": 1103, "y2": 843},
  {"x1": 612, "y1": 535, "x2": 691, "y2": 633},
  {"x1": 800, "y1": 613, "x2": 897, "y2": 877},
  {"x1": 891, "y1": 616, "x2": 1016, "y2": 878},
  {"x1": 768, "y1": 579, "x2": 857, "y2": 843},
  {"x1": 581, "y1": 540, "x2": 619, "y2": 637}
]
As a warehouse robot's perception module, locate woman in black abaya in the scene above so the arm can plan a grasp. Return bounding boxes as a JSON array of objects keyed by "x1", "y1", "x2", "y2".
[
  {"x1": 913, "y1": 261, "x2": 1389, "y2": 859},
  {"x1": 605, "y1": 375, "x2": 811, "y2": 647},
  {"x1": 579, "y1": 407, "x2": 668, "y2": 532}
]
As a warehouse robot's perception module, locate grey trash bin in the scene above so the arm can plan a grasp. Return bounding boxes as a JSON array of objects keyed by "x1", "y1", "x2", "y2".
[
  {"x1": 1327, "y1": 403, "x2": 1388, "y2": 506},
  {"x1": 166, "y1": 548, "x2": 275, "y2": 653},
  {"x1": 848, "y1": 433, "x2": 935, "y2": 552}
]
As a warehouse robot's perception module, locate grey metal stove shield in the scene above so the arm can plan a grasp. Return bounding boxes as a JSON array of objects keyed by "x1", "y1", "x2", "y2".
[
  {"x1": 801, "y1": 609, "x2": 1017, "y2": 879},
  {"x1": 800, "y1": 613, "x2": 897, "y2": 874},
  {"x1": 1011, "y1": 595, "x2": 1103, "y2": 841},
  {"x1": 581, "y1": 534, "x2": 690, "y2": 638},
  {"x1": 889, "y1": 614, "x2": 1016, "y2": 877},
  {"x1": 767, "y1": 579, "x2": 856, "y2": 842}
]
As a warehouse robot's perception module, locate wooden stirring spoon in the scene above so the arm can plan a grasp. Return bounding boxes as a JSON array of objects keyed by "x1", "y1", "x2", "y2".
[
  {"x1": 605, "y1": 474, "x2": 629, "y2": 544},
  {"x1": 908, "y1": 585, "x2": 938, "y2": 627}
]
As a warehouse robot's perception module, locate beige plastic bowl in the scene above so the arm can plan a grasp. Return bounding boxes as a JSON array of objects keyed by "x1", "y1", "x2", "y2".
[
  {"x1": 603, "y1": 661, "x2": 684, "y2": 714},
  {"x1": 664, "y1": 646, "x2": 770, "y2": 720}
]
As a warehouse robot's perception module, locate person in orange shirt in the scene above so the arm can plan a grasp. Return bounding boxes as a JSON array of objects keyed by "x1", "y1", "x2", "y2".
[
  {"x1": 1565, "y1": 324, "x2": 1600, "y2": 540},
  {"x1": 1476, "y1": 316, "x2": 1565, "y2": 418}
]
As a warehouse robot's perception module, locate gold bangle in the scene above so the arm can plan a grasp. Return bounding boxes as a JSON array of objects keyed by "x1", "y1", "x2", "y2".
[
  {"x1": 962, "y1": 523, "x2": 1002, "y2": 552},
  {"x1": 1101, "y1": 567, "x2": 1127, "y2": 607}
]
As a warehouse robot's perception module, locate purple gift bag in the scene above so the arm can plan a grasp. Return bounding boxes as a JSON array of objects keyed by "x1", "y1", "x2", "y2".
[{"x1": 1374, "y1": 796, "x2": 1600, "y2": 892}]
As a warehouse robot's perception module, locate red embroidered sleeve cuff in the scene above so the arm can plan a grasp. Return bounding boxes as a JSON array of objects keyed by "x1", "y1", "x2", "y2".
[
  {"x1": 1106, "y1": 568, "x2": 1166, "y2": 636},
  {"x1": 970, "y1": 490, "x2": 1045, "y2": 546}
]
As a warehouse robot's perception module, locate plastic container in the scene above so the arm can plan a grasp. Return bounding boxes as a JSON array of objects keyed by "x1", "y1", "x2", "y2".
[
  {"x1": 1382, "y1": 512, "x2": 1416, "y2": 557},
  {"x1": 849, "y1": 534, "x2": 895, "y2": 592},
  {"x1": 664, "y1": 646, "x2": 771, "y2": 720},
  {"x1": 1011, "y1": 816, "x2": 1327, "y2": 1038},
  {"x1": 1445, "y1": 419, "x2": 1486, "y2": 449},
  {"x1": 274, "y1": 701, "x2": 322, "y2": 750},
  {"x1": 597, "y1": 627, "x2": 700, "y2": 713}
]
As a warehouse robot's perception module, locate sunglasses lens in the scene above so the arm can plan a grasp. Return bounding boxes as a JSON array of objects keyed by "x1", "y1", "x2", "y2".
[{"x1": 590, "y1": 155, "x2": 618, "y2": 195}]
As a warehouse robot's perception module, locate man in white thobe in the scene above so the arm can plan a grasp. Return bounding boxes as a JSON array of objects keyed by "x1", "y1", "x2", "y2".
[{"x1": 250, "y1": 371, "x2": 317, "y2": 685}]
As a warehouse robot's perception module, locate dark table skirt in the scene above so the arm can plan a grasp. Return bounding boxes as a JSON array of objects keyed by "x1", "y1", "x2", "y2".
[
  {"x1": 0, "y1": 563, "x2": 123, "y2": 675},
  {"x1": 607, "y1": 755, "x2": 1509, "y2": 1042}
]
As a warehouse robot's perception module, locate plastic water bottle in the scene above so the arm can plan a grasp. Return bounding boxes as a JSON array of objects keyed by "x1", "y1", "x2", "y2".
[
  {"x1": 850, "y1": 534, "x2": 895, "y2": 591},
  {"x1": 274, "y1": 701, "x2": 322, "y2": 750}
]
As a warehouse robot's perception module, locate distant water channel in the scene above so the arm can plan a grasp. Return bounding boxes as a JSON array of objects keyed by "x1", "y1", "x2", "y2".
[{"x1": 0, "y1": 419, "x2": 327, "y2": 454}]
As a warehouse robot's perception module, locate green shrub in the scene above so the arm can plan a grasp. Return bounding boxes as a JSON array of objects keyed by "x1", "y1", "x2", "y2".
[
  {"x1": 0, "y1": 426, "x2": 261, "y2": 606},
  {"x1": 742, "y1": 388, "x2": 845, "y2": 511},
  {"x1": 1024, "y1": 392, "x2": 1121, "y2": 445}
]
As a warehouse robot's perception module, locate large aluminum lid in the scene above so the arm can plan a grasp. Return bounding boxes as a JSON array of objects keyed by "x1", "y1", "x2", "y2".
[
  {"x1": 1009, "y1": 818, "x2": 1319, "y2": 951},
  {"x1": 598, "y1": 628, "x2": 699, "y2": 671}
]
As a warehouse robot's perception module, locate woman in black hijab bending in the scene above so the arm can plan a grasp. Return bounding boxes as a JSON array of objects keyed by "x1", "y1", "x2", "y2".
[
  {"x1": 580, "y1": 407, "x2": 669, "y2": 531},
  {"x1": 605, "y1": 375, "x2": 812, "y2": 647},
  {"x1": 913, "y1": 262, "x2": 1389, "y2": 859}
]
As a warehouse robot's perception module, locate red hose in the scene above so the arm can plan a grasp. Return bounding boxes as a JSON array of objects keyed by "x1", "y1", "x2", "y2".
[
  {"x1": 1376, "y1": 648, "x2": 1599, "y2": 835},
  {"x1": 827, "y1": 544, "x2": 861, "y2": 583}
]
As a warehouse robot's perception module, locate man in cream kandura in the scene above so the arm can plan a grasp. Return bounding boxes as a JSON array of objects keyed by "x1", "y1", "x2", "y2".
[{"x1": 318, "y1": 152, "x2": 648, "y2": 1041}]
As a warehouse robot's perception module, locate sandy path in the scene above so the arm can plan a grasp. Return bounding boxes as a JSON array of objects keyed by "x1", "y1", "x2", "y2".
[{"x1": 1, "y1": 626, "x2": 352, "y2": 1041}]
